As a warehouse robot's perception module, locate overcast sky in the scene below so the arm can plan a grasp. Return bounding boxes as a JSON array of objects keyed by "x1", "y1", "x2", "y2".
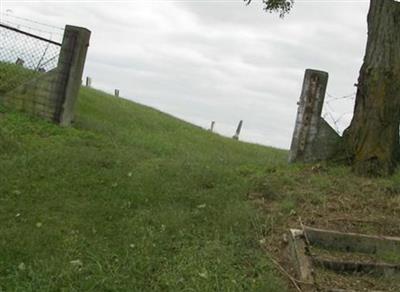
[{"x1": 0, "y1": 0, "x2": 370, "y2": 149}]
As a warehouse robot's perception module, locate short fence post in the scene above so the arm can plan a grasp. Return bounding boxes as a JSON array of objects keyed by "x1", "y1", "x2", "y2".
[
  {"x1": 115, "y1": 89, "x2": 120, "y2": 97},
  {"x1": 233, "y1": 120, "x2": 243, "y2": 140},
  {"x1": 209, "y1": 121, "x2": 215, "y2": 132},
  {"x1": 288, "y1": 69, "x2": 329, "y2": 163},
  {"x1": 54, "y1": 25, "x2": 91, "y2": 126},
  {"x1": 86, "y1": 77, "x2": 92, "y2": 87}
]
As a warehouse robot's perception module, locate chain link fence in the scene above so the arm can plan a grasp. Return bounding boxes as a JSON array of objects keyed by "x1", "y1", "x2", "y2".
[
  {"x1": 0, "y1": 23, "x2": 63, "y2": 96},
  {"x1": 0, "y1": 14, "x2": 90, "y2": 125}
]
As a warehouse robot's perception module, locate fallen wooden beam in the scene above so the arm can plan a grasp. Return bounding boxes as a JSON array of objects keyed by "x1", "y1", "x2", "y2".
[
  {"x1": 287, "y1": 229, "x2": 315, "y2": 290},
  {"x1": 313, "y1": 257, "x2": 400, "y2": 277},
  {"x1": 326, "y1": 289, "x2": 385, "y2": 292},
  {"x1": 304, "y1": 226, "x2": 400, "y2": 255}
]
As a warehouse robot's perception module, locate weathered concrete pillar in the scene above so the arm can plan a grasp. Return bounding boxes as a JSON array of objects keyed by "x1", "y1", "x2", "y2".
[
  {"x1": 209, "y1": 121, "x2": 215, "y2": 132},
  {"x1": 115, "y1": 89, "x2": 120, "y2": 97},
  {"x1": 54, "y1": 26, "x2": 91, "y2": 126},
  {"x1": 86, "y1": 77, "x2": 92, "y2": 87},
  {"x1": 288, "y1": 69, "x2": 329, "y2": 163},
  {"x1": 233, "y1": 120, "x2": 243, "y2": 140}
]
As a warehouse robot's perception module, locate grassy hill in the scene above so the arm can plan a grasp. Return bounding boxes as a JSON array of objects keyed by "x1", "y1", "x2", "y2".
[
  {"x1": 2, "y1": 85, "x2": 400, "y2": 291},
  {"x1": 0, "y1": 87, "x2": 289, "y2": 291}
]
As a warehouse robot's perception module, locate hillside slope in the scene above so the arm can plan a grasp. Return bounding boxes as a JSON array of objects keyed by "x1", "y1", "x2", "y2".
[{"x1": 0, "y1": 88, "x2": 288, "y2": 291}]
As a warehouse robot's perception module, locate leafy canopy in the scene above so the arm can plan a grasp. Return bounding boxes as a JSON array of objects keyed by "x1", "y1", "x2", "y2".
[{"x1": 245, "y1": 0, "x2": 294, "y2": 17}]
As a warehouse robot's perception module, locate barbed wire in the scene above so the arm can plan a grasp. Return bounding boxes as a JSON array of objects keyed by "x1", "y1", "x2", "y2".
[
  {"x1": 0, "y1": 12, "x2": 64, "y2": 31},
  {"x1": 323, "y1": 92, "x2": 356, "y2": 135},
  {"x1": 0, "y1": 20, "x2": 64, "y2": 42},
  {"x1": 0, "y1": 14, "x2": 64, "y2": 43}
]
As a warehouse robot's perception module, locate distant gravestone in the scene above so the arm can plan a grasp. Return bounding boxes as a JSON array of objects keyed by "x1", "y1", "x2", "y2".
[
  {"x1": 233, "y1": 120, "x2": 243, "y2": 140},
  {"x1": 210, "y1": 121, "x2": 215, "y2": 132},
  {"x1": 289, "y1": 69, "x2": 341, "y2": 163},
  {"x1": 86, "y1": 77, "x2": 92, "y2": 87},
  {"x1": 15, "y1": 58, "x2": 25, "y2": 66}
]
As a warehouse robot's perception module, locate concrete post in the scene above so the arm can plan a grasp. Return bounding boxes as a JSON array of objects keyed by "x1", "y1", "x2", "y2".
[
  {"x1": 233, "y1": 120, "x2": 243, "y2": 140},
  {"x1": 115, "y1": 89, "x2": 120, "y2": 97},
  {"x1": 288, "y1": 69, "x2": 329, "y2": 163},
  {"x1": 86, "y1": 77, "x2": 92, "y2": 87},
  {"x1": 54, "y1": 26, "x2": 91, "y2": 126},
  {"x1": 209, "y1": 121, "x2": 215, "y2": 132}
]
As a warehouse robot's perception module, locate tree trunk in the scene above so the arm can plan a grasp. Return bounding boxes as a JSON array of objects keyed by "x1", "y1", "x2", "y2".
[{"x1": 343, "y1": 0, "x2": 400, "y2": 176}]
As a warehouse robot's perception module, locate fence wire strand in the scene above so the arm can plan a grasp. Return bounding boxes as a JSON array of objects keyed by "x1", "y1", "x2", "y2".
[
  {"x1": 323, "y1": 92, "x2": 356, "y2": 135},
  {"x1": 0, "y1": 13, "x2": 64, "y2": 42}
]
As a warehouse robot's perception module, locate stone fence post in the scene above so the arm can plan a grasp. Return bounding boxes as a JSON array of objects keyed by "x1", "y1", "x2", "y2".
[
  {"x1": 54, "y1": 25, "x2": 91, "y2": 126},
  {"x1": 289, "y1": 69, "x2": 342, "y2": 163}
]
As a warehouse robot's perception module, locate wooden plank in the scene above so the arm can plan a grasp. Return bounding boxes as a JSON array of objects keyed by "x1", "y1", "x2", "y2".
[
  {"x1": 313, "y1": 257, "x2": 400, "y2": 277},
  {"x1": 304, "y1": 226, "x2": 400, "y2": 254},
  {"x1": 326, "y1": 289, "x2": 385, "y2": 292},
  {"x1": 288, "y1": 229, "x2": 315, "y2": 290}
]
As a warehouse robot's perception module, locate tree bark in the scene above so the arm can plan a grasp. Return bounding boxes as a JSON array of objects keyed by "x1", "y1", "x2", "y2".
[{"x1": 343, "y1": 0, "x2": 400, "y2": 176}]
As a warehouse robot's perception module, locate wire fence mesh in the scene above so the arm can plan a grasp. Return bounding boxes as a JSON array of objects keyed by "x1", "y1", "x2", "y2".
[
  {"x1": 0, "y1": 23, "x2": 63, "y2": 95},
  {"x1": 0, "y1": 14, "x2": 91, "y2": 125},
  {"x1": 0, "y1": 14, "x2": 68, "y2": 121}
]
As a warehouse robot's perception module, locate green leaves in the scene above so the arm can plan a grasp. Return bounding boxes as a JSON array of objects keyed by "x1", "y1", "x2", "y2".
[{"x1": 245, "y1": 0, "x2": 294, "y2": 18}]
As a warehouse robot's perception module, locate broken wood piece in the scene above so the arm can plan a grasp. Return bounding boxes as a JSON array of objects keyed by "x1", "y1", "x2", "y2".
[
  {"x1": 313, "y1": 257, "x2": 400, "y2": 277},
  {"x1": 303, "y1": 226, "x2": 400, "y2": 255},
  {"x1": 326, "y1": 289, "x2": 385, "y2": 292},
  {"x1": 288, "y1": 229, "x2": 315, "y2": 290}
]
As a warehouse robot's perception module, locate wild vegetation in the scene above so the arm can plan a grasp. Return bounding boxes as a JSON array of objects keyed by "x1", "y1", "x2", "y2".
[{"x1": 0, "y1": 62, "x2": 38, "y2": 95}]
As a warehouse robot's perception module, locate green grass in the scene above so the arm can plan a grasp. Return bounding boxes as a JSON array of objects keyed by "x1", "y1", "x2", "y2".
[
  {"x1": 0, "y1": 87, "x2": 289, "y2": 291},
  {"x1": 2, "y1": 68, "x2": 400, "y2": 291},
  {"x1": 0, "y1": 62, "x2": 38, "y2": 95}
]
